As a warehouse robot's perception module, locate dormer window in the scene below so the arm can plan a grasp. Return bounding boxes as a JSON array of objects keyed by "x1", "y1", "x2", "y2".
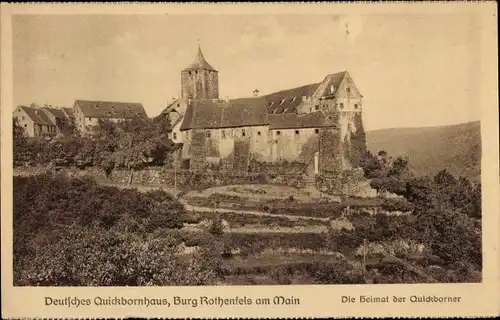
[
  {"x1": 272, "y1": 109, "x2": 279, "y2": 114},
  {"x1": 280, "y1": 99, "x2": 286, "y2": 105},
  {"x1": 330, "y1": 85, "x2": 335, "y2": 94},
  {"x1": 269, "y1": 101, "x2": 275, "y2": 107},
  {"x1": 291, "y1": 97, "x2": 296, "y2": 102},
  {"x1": 94, "y1": 104, "x2": 99, "y2": 109},
  {"x1": 302, "y1": 96, "x2": 307, "y2": 101},
  {"x1": 110, "y1": 105, "x2": 115, "y2": 109}
]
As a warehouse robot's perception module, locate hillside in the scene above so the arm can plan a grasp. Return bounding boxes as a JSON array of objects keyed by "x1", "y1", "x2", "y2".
[{"x1": 366, "y1": 121, "x2": 481, "y2": 182}]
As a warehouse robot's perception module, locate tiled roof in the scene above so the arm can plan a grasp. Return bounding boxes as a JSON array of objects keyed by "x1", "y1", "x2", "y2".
[
  {"x1": 264, "y1": 83, "x2": 320, "y2": 114},
  {"x1": 42, "y1": 107, "x2": 66, "y2": 119},
  {"x1": 268, "y1": 111, "x2": 335, "y2": 130},
  {"x1": 74, "y1": 100, "x2": 148, "y2": 119},
  {"x1": 264, "y1": 71, "x2": 348, "y2": 114},
  {"x1": 21, "y1": 106, "x2": 55, "y2": 126},
  {"x1": 315, "y1": 71, "x2": 347, "y2": 97},
  {"x1": 180, "y1": 100, "x2": 335, "y2": 131},
  {"x1": 180, "y1": 97, "x2": 268, "y2": 130},
  {"x1": 61, "y1": 107, "x2": 75, "y2": 118},
  {"x1": 183, "y1": 46, "x2": 217, "y2": 72}
]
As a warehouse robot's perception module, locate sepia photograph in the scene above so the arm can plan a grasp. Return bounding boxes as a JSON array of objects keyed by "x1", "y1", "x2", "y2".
[{"x1": 9, "y1": 11, "x2": 486, "y2": 288}]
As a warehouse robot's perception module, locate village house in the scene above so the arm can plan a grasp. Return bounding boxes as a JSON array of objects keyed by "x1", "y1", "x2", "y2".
[
  {"x1": 73, "y1": 100, "x2": 148, "y2": 133},
  {"x1": 160, "y1": 45, "x2": 366, "y2": 174},
  {"x1": 41, "y1": 106, "x2": 75, "y2": 130},
  {"x1": 13, "y1": 105, "x2": 57, "y2": 137}
]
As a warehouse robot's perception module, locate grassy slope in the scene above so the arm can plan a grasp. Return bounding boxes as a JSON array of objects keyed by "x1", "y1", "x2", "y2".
[{"x1": 366, "y1": 121, "x2": 481, "y2": 182}]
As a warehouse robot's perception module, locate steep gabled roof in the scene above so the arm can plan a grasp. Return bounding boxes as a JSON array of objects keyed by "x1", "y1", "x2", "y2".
[
  {"x1": 264, "y1": 83, "x2": 320, "y2": 114},
  {"x1": 263, "y1": 71, "x2": 350, "y2": 115},
  {"x1": 42, "y1": 107, "x2": 66, "y2": 119},
  {"x1": 74, "y1": 100, "x2": 148, "y2": 119},
  {"x1": 183, "y1": 46, "x2": 217, "y2": 72},
  {"x1": 314, "y1": 71, "x2": 348, "y2": 97},
  {"x1": 20, "y1": 106, "x2": 55, "y2": 126},
  {"x1": 268, "y1": 111, "x2": 335, "y2": 130},
  {"x1": 61, "y1": 107, "x2": 75, "y2": 118},
  {"x1": 180, "y1": 97, "x2": 268, "y2": 130}
]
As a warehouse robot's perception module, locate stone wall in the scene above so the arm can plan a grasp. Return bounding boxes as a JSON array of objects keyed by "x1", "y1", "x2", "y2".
[
  {"x1": 316, "y1": 168, "x2": 377, "y2": 198},
  {"x1": 14, "y1": 166, "x2": 306, "y2": 190},
  {"x1": 181, "y1": 69, "x2": 219, "y2": 100}
]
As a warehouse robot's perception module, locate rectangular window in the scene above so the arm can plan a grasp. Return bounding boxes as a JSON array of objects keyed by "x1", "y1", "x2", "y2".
[
  {"x1": 221, "y1": 130, "x2": 226, "y2": 139},
  {"x1": 354, "y1": 103, "x2": 359, "y2": 109},
  {"x1": 295, "y1": 130, "x2": 300, "y2": 135},
  {"x1": 315, "y1": 129, "x2": 319, "y2": 134},
  {"x1": 276, "y1": 131, "x2": 281, "y2": 136},
  {"x1": 173, "y1": 132, "x2": 177, "y2": 139},
  {"x1": 257, "y1": 131, "x2": 261, "y2": 136},
  {"x1": 340, "y1": 103, "x2": 344, "y2": 109},
  {"x1": 24, "y1": 124, "x2": 27, "y2": 128},
  {"x1": 207, "y1": 131, "x2": 211, "y2": 138},
  {"x1": 315, "y1": 105, "x2": 319, "y2": 111},
  {"x1": 242, "y1": 129, "x2": 246, "y2": 137},
  {"x1": 185, "y1": 131, "x2": 189, "y2": 139},
  {"x1": 22, "y1": 116, "x2": 25, "y2": 120}
]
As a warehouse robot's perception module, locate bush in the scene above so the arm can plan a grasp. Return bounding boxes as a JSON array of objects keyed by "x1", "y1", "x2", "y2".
[{"x1": 14, "y1": 225, "x2": 220, "y2": 286}]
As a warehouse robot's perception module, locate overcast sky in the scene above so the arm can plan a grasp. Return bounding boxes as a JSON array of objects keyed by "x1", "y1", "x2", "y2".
[{"x1": 13, "y1": 13, "x2": 481, "y2": 130}]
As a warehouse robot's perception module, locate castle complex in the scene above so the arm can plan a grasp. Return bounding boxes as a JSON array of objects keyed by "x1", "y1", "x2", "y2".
[{"x1": 161, "y1": 46, "x2": 367, "y2": 174}]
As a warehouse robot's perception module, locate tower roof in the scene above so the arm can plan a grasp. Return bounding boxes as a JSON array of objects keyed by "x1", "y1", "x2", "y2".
[{"x1": 183, "y1": 45, "x2": 217, "y2": 72}]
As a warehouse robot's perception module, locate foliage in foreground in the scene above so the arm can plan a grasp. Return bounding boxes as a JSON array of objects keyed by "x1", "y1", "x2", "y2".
[{"x1": 13, "y1": 174, "x2": 222, "y2": 286}]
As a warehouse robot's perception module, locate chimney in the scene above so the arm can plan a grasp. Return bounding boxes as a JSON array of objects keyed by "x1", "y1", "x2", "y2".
[{"x1": 253, "y1": 89, "x2": 260, "y2": 97}]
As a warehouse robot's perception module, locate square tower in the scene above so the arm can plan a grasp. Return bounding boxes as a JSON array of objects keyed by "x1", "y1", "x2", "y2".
[{"x1": 181, "y1": 46, "x2": 219, "y2": 100}]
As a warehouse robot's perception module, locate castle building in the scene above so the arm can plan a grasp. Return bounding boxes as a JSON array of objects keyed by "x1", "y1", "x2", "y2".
[{"x1": 160, "y1": 46, "x2": 367, "y2": 174}]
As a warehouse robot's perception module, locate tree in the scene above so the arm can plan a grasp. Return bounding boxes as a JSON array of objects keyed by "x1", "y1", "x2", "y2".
[{"x1": 404, "y1": 177, "x2": 436, "y2": 212}]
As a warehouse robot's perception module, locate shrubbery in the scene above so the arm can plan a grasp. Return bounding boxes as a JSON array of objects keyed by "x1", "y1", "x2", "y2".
[{"x1": 13, "y1": 174, "x2": 221, "y2": 286}]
